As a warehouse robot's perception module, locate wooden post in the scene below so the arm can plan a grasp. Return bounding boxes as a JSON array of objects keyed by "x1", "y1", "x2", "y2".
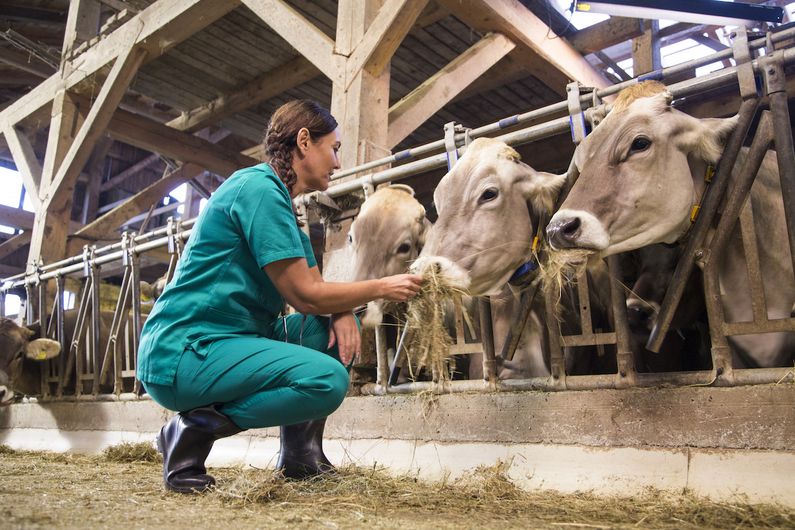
[{"x1": 632, "y1": 20, "x2": 661, "y2": 77}]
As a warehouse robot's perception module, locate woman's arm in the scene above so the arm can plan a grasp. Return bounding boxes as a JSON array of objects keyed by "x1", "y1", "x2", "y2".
[{"x1": 264, "y1": 257, "x2": 422, "y2": 315}]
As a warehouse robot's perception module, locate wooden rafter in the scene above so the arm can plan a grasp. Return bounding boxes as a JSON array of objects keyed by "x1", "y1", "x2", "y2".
[
  {"x1": 106, "y1": 108, "x2": 257, "y2": 177},
  {"x1": 346, "y1": 0, "x2": 429, "y2": 81},
  {"x1": 0, "y1": 203, "x2": 34, "y2": 231},
  {"x1": 165, "y1": 56, "x2": 319, "y2": 134},
  {"x1": 387, "y1": 32, "x2": 516, "y2": 148},
  {"x1": 241, "y1": 0, "x2": 342, "y2": 83},
  {"x1": 568, "y1": 17, "x2": 644, "y2": 55},
  {"x1": 439, "y1": 0, "x2": 609, "y2": 90}
]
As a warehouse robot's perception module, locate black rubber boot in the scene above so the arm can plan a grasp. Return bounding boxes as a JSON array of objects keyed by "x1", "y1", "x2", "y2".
[
  {"x1": 276, "y1": 417, "x2": 335, "y2": 479},
  {"x1": 156, "y1": 405, "x2": 242, "y2": 493}
]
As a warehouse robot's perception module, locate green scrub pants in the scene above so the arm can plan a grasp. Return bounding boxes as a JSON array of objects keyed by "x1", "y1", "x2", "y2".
[{"x1": 143, "y1": 314, "x2": 350, "y2": 430}]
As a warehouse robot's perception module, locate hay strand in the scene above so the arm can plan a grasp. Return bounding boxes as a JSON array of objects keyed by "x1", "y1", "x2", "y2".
[{"x1": 102, "y1": 442, "x2": 161, "y2": 463}]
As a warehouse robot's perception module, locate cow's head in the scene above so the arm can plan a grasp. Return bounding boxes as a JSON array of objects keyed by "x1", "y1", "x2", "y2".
[
  {"x1": 348, "y1": 185, "x2": 429, "y2": 325},
  {"x1": 547, "y1": 81, "x2": 737, "y2": 257},
  {"x1": 0, "y1": 318, "x2": 60, "y2": 405},
  {"x1": 418, "y1": 137, "x2": 566, "y2": 296}
]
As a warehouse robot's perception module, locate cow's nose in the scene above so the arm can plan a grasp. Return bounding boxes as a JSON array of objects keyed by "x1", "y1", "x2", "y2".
[
  {"x1": 626, "y1": 300, "x2": 653, "y2": 329},
  {"x1": 547, "y1": 217, "x2": 582, "y2": 249}
]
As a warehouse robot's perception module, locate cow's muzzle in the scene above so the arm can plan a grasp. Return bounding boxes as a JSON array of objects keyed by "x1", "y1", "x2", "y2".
[{"x1": 0, "y1": 385, "x2": 13, "y2": 406}]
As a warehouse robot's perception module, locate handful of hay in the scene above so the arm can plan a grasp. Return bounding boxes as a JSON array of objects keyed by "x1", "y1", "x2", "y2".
[
  {"x1": 539, "y1": 247, "x2": 593, "y2": 309},
  {"x1": 404, "y1": 257, "x2": 470, "y2": 384}
]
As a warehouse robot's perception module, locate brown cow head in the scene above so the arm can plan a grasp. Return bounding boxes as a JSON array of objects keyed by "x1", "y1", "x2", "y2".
[{"x1": 0, "y1": 318, "x2": 61, "y2": 405}]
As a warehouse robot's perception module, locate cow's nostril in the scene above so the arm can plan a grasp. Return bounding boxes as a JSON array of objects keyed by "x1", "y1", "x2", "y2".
[
  {"x1": 561, "y1": 217, "x2": 581, "y2": 239},
  {"x1": 547, "y1": 217, "x2": 582, "y2": 249}
]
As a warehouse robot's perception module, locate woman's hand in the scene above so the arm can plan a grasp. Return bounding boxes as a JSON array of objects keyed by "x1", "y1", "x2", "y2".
[
  {"x1": 379, "y1": 274, "x2": 423, "y2": 302},
  {"x1": 328, "y1": 311, "x2": 361, "y2": 366}
]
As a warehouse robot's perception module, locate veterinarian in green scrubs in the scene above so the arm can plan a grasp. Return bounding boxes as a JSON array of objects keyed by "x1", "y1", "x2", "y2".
[{"x1": 138, "y1": 100, "x2": 422, "y2": 494}]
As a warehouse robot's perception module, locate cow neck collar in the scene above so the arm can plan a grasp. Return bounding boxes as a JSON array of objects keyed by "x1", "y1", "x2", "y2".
[
  {"x1": 508, "y1": 202, "x2": 545, "y2": 288},
  {"x1": 673, "y1": 163, "x2": 716, "y2": 246}
]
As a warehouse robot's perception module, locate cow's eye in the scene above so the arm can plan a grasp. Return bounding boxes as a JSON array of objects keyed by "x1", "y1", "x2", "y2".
[
  {"x1": 396, "y1": 243, "x2": 411, "y2": 254},
  {"x1": 630, "y1": 137, "x2": 651, "y2": 153},
  {"x1": 479, "y1": 188, "x2": 498, "y2": 204}
]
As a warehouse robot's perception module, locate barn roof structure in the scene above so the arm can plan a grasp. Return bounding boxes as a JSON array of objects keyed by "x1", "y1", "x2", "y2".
[{"x1": 0, "y1": 0, "x2": 789, "y2": 281}]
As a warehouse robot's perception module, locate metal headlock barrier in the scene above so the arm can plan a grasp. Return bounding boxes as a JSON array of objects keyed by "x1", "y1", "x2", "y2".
[{"x1": 3, "y1": 26, "x2": 795, "y2": 401}]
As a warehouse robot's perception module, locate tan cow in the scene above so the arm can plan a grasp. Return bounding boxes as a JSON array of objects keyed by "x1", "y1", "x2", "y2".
[
  {"x1": 414, "y1": 138, "x2": 573, "y2": 378},
  {"x1": 546, "y1": 81, "x2": 795, "y2": 368},
  {"x1": 348, "y1": 184, "x2": 430, "y2": 328},
  {"x1": 0, "y1": 319, "x2": 62, "y2": 405}
]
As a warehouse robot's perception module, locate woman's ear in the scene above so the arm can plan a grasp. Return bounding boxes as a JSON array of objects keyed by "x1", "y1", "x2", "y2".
[{"x1": 296, "y1": 127, "x2": 311, "y2": 152}]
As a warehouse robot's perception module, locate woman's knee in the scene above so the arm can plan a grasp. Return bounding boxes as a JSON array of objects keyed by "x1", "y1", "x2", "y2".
[{"x1": 301, "y1": 356, "x2": 350, "y2": 410}]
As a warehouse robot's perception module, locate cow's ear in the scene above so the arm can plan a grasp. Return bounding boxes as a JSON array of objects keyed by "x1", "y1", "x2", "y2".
[
  {"x1": 675, "y1": 114, "x2": 738, "y2": 163},
  {"x1": 25, "y1": 338, "x2": 61, "y2": 361},
  {"x1": 517, "y1": 169, "x2": 567, "y2": 214},
  {"x1": 388, "y1": 184, "x2": 416, "y2": 197}
]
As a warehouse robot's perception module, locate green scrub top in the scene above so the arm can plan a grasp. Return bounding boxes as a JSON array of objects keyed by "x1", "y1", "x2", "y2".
[{"x1": 137, "y1": 163, "x2": 317, "y2": 386}]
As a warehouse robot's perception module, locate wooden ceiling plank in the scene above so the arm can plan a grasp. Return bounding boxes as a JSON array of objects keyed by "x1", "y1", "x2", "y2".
[
  {"x1": 0, "y1": 203, "x2": 34, "y2": 231},
  {"x1": 568, "y1": 17, "x2": 644, "y2": 55},
  {"x1": 439, "y1": 0, "x2": 609, "y2": 89},
  {"x1": 346, "y1": 0, "x2": 429, "y2": 80},
  {"x1": 240, "y1": 0, "x2": 342, "y2": 83},
  {"x1": 387, "y1": 32, "x2": 516, "y2": 148}
]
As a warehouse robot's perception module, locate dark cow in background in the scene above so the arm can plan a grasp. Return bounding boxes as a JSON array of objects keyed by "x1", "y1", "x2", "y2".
[
  {"x1": 0, "y1": 318, "x2": 60, "y2": 405},
  {"x1": 547, "y1": 81, "x2": 795, "y2": 368}
]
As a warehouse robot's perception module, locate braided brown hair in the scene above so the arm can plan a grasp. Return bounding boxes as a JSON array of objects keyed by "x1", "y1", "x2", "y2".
[{"x1": 263, "y1": 100, "x2": 338, "y2": 197}]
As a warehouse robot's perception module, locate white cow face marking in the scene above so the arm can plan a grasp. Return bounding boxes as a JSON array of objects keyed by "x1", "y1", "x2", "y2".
[
  {"x1": 420, "y1": 138, "x2": 565, "y2": 296},
  {"x1": 550, "y1": 90, "x2": 737, "y2": 257}
]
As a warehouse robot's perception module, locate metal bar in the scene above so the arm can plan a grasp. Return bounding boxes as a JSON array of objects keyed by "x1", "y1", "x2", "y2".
[
  {"x1": 90, "y1": 260, "x2": 101, "y2": 396},
  {"x1": 544, "y1": 288, "x2": 566, "y2": 386},
  {"x1": 374, "y1": 324, "x2": 389, "y2": 387},
  {"x1": 646, "y1": 97, "x2": 761, "y2": 352},
  {"x1": 55, "y1": 275, "x2": 65, "y2": 397},
  {"x1": 478, "y1": 298, "x2": 496, "y2": 382},
  {"x1": 738, "y1": 200, "x2": 768, "y2": 324},
  {"x1": 762, "y1": 52, "x2": 795, "y2": 278},
  {"x1": 499, "y1": 279, "x2": 540, "y2": 362},
  {"x1": 724, "y1": 318, "x2": 795, "y2": 335},
  {"x1": 576, "y1": 270, "x2": 593, "y2": 336},
  {"x1": 608, "y1": 255, "x2": 636, "y2": 387}
]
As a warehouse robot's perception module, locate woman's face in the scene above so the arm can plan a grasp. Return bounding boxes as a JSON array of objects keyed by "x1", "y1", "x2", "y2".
[{"x1": 292, "y1": 128, "x2": 341, "y2": 196}]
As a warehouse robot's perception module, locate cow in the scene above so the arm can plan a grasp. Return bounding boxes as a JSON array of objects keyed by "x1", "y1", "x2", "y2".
[
  {"x1": 348, "y1": 184, "x2": 430, "y2": 328},
  {"x1": 546, "y1": 81, "x2": 795, "y2": 368},
  {"x1": 0, "y1": 318, "x2": 60, "y2": 405},
  {"x1": 413, "y1": 137, "x2": 579, "y2": 378}
]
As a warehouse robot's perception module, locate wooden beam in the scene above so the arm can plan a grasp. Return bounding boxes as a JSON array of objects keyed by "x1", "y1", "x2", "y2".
[
  {"x1": 0, "y1": 0, "x2": 240, "y2": 129},
  {"x1": 106, "y1": 109, "x2": 257, "y2": 177},
  {"x1": 632, "y1": 20, "x2": 661, "y2": 77},
  {"x1": 0, "y1": 203, "x2": 34, "y2": 231},
  {"x1": 387, "y1": 32, "x2": 516, "y2": 148},
  {"x1": 74, "y1": 162, "x2": 203, "y2": 241},
  {"x1": 81, "y1": 136, "x2": 113, "y2": 224},
  {"x1": 0, "y1": 231, "x2": 30, "y2": 261},
  {"x1": 568, "y1": 17, "x2": 644, "y2": 55},
  {"x1": 62, "y1": 0, "x2": 101, "y2": 58},
  {"x1": 46, "y1": 45, "x2": 148, "y2": 210},
  {"x1": 438, "y1": 0, "x2": 609, "y2": 89},
  {"x1": 1, "y1": 124, "x2": 42, "y2": 208},
  {"x1": 240, "y1": 0, "x2": 342, "y2": 83},
  {"x1": 346, "y1": 0, "x2": 429, "y2": 80},
  {"x1": 99, "y1": 152, "x2": 161, "y2": 192},
  {"x1": 165, "y1": 56, "x2": 319, "y2": 133}
]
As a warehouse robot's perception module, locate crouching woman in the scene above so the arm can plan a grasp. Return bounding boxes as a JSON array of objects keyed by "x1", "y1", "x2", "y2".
[{"x1": 137, "y1": 100, "x2": 422, "y2": 493}]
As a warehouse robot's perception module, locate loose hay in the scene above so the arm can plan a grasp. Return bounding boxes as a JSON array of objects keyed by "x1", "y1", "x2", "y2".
[
  {"x1": 539, "y1": 247, "x2": 593, "y2": 313},
  {"x1": 404, "y1": 261, "x2": 470, "y2": 384},
  {"x1": 102, "y1": 441, "x2": 161, "y2": 463},
  {"x1": 1, "y1": 450, "x2": 794, "y2": 529}
]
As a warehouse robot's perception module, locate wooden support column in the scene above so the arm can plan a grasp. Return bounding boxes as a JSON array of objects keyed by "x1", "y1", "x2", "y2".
[
  {"x1": 632, "y1": 20, "x2": 661, "y2": 76},
  {"x1": 332, "y1": 0, "x2": 392, "y2": 172},
  {"x1": 1, "y1": 125, "x2": 43, "y2": 209},
  {"x1": 81, "y1": 136, "x2": 113, "y2": 224}
]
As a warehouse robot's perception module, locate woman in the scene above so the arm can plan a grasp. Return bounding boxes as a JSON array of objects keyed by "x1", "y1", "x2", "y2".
[{"x1": 137, "y1": 100, "x2": 423, "y2": 493}]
